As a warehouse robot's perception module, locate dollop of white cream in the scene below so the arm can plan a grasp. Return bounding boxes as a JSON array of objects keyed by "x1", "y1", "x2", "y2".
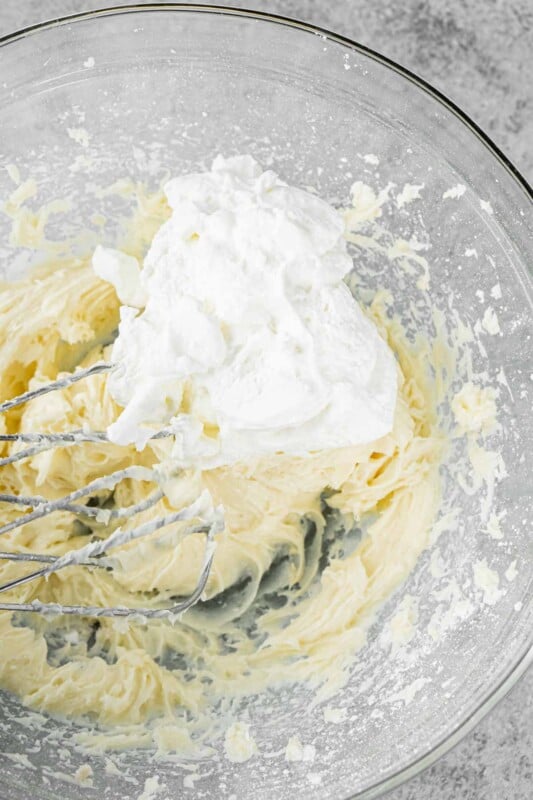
[{"x1": 94, "y1": 155, "x2": 397, "y2": 466}]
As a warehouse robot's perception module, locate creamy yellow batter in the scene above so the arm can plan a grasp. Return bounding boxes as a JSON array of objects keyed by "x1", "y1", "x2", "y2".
[{"x1": 0, "y1": 182, "x2": 447, "y2": 754}]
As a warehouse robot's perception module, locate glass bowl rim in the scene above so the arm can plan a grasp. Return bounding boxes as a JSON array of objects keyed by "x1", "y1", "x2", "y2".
[{"x1": 0, "y1": 5, "x2": 531, "y2": 799}]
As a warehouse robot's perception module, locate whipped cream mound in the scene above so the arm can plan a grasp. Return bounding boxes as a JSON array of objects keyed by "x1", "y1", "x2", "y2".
[{"x1": 93, "y1": 155, "x2": 397, "y2": 467}]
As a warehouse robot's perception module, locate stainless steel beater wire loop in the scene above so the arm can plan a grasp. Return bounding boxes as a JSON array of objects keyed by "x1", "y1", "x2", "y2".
[
  {"x1": 0, "y1": 499, "x2": 215, "y2": 592},
  {"x1": 0, "y1": 520, "x2": 218, "y2": 618},
  {"x1": 0, "y1": 488, "x2": 164, "y2": 522},
  {"x1": 0, "y1": 428, "x2": 174, "y2": 467},
  {"x1": 0, "y1": 466, "x2": 155, "y2": 537},
  {"x1": 0, "y1": 363, "x2": 220, "y2": 617},
  {"x1": 0, "y1": 362, "x2": 115, "y2": 413},
  {"x1": 0, "y1": 431, "x2": 108, "y2": 467}
]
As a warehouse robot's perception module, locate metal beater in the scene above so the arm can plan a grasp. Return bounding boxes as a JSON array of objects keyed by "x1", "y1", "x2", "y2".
[{"x1": 0, "y1": 362, "x2": 222, "y2": 619}]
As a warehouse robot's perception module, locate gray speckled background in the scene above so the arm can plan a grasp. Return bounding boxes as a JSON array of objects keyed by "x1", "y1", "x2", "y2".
[{"x1": 0, "y1": 2, "x2": 531, "y2": 799}]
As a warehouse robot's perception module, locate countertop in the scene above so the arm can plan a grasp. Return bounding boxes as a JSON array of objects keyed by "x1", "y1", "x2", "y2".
[{"x1": 0, "y1": 2, "x2": 531, "y2": 799}]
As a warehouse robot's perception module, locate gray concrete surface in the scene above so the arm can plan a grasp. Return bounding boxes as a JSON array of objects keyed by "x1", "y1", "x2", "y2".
[{"x1": 0, "y1": 2, "x2": 531, "y2": 799}]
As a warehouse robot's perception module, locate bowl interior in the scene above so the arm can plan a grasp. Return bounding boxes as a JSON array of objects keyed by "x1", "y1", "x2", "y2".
[{"x1": 0, "y1": 8, "x2": 531, "y2": 800}]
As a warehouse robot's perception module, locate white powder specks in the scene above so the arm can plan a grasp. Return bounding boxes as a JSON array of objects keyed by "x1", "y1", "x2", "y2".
[
  {"x1": 442, "y1": 184, "x2": 466, "y2": 200},
  {"x1": 284, "y1": 736, "x2": 316, "y2": 762},
  {"x1": 481, "y1": 306, "x2": 501, "y2": 335},
  {"x1": 490, "y1": 283, "x2": 502, "y2": 300},
  {"x1": 224, "y1": 722, "x2": 258, "y2": 763},
  {"x1": 362, "y1": 153, "x2": 379, "y2": 165},
  {"x1": 396, "y1": 183, "x2": 424, "y2": 208},
  {"x1": 465, "y1": 247, "x2": 478, "y2": 258},
  {"x1": 307, "y1": 773, "x2": 323, "y2": 786},
  {"x1": 83, "y1": 56, "x2": 95, "y2": 68},
  {"x1": 473, "y1": 560, "x2": 504, "y2": 606}
]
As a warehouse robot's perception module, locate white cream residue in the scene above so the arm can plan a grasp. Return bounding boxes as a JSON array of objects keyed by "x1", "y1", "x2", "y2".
[
  {"x1": 5, "y1": 163, "x2": 21, "y2": 185},
  {"x1": 427, "y1": 579, "x2": 474, "y2": 642},
  {"x1": 452, "y1": 382, "x2": 497, "y2": 434},
  {"x1": 95, "y1": 156, "x2": 397, "y2": 466},
  {"x1": 322, "y1": 706, "x2": 348, "y2": 724},
  {"x1": 104, "y1": 759, "x2": 121, "y2": 776},
  {"x1": 382, "y1": 594, "x2": 419, "y2": 653},
  {"x1": 346, "y1": 180, "x2": 393, "y2": 225},
  {"x1": 481, "y1": 306, "x2": 501, "y2": 335},
  {"x1": 67, "y1": 127, "x2": 90, "y2": 148},
  {"x1": 429, "y1": 547, "x2": 446, "y2": 579},
  {"x1": 74, "y1": 764, "x2": 93, "y2": 787},
  {"x1": 473, "y1": 559, "x2": 504, "y2": 606},
  {"x1": 396, "y1": 183, "x2": 424, "y2": 208},
  {"x1": 183, "y1": 773, "x2": 200, "y2": 789},
  {"x1": 386, "y1": 677, "x2": 430, "y2": 706},
  {"x1": 223, "y1": 722, "x2": 258, "y2": 763},
  {"x1": 442, "y1": 184, "x2": 466, "y2": 200},
  {"x1": 484, "y1": 510, "x2": 506, "y2": 540},
  {"x1": 284, "y1": 736, "x2": 316, "y2": 762},
  {"x1": 152, "y1": 724, "x2": 199, "y2": 757},
  {"x1": 138, "y1": 775, "x2": 163, "y2": 800}
]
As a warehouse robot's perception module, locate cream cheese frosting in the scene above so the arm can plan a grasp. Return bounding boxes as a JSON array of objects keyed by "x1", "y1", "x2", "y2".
[
  {"x1": 0, "y1": 160, "x2": 473, "y2": 760},
  {"x1": 94, "y1": 156, "x2": 397, "y2": 466}
]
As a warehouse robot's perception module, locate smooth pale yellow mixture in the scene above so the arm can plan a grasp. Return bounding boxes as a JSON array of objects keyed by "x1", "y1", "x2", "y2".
[{"x1": 0, "y1": 183, "x2": 447, "y2": 753}]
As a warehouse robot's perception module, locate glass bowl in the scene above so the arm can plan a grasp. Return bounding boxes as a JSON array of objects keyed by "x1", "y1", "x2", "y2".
[{"x1": 0, "y1": 6, "x2": 531, "y2": 800}]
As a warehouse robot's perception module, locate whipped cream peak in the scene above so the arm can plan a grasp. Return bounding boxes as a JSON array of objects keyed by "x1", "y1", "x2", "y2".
[{"x1": 93, "y1": 155, "x2": 397, "y2": 466}]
